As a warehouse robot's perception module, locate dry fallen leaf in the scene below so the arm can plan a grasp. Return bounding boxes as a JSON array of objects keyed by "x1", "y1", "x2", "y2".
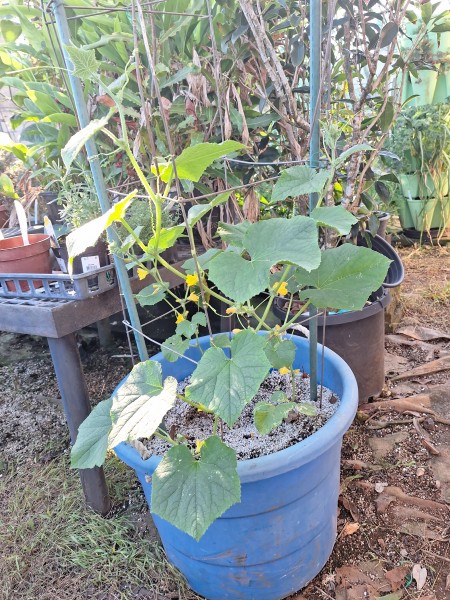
[
  {"x1": 341, "y1": 522, "x2": 360, "y2": 537},
  {"x1": 391, "y1": 356, "x2": 450, "y2": 381},
  {"x1": 412, "y1": 564, "x2": 427, "y2": 591},
  {"x1": 385, "y1": 566, "x2": 409, "y2": 592},
  {"x1": 397, "y1": 324, "x2": 450, "y2": 342}
]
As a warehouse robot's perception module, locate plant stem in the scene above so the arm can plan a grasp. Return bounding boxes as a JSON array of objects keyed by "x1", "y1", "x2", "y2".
[
  {"x1": 152, "y1": 194, "x2": 163, "y2": 254},
  {"x1": 255, "y1": 266, "x2": 291, "y2": 332},
  {"x1": 290, "y1": 367, "x2": 297, "y2": 403},
  {"x1": 154, "y1": 429, "x2": 177, "y2": 445},
  {"x1": 118, "y1": 217, "x2": 147, "y2": 253},
  {"x1": 283, "y1": 294, "x2": 294, "y2": 327},
  {"x1": 278, "y1": 300, "x2": 311, "y2": 334},
  {"x1": 177, "y1": 394, "x2": 213, "y2": 414}
]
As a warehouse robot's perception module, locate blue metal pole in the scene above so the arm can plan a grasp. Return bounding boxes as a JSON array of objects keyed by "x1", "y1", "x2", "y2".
[
  {"x1": 51, "y1": 0, "x2": 148, "y2": 361},
  {"x1": 309, "y1": 0, "x2": 322, "y2": 402}
]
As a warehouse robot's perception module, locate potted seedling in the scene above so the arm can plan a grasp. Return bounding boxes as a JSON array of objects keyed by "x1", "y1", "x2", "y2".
[
  {"x1": 62, "y1": 45, "x2": 390, "y2": 599},
  {"x1": 66, "y1": 146, "x2": 390, "y2": 600},
  {"x1": 0, "y1": 200, "x2": 52, "y2": 292}
]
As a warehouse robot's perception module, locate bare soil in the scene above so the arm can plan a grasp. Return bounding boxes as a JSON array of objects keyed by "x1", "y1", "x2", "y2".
[
  {"x1": 145, "y1": 371, "x2": 338, "y2": 460},
  {"x1": 0, "y1": 244, "x2": 449, "y2": 600}
]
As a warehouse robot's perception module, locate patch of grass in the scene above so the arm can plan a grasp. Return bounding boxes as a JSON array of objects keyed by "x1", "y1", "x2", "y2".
[
  {"x1": 423, "y1": 282, "x2": 450, "y2": 304},
  {"x1": 0, "y1": 456, "x2": 200, "y2": 600}
]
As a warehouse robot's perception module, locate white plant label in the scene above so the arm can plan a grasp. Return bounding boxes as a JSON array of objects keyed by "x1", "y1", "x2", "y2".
[{"x1": 81, "y1": 255, "x2": 100, "y2": 273}]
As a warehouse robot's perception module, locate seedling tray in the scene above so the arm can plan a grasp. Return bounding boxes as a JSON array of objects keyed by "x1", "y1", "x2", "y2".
[{"x1": 0, "y1": 265, "x2": 117, "y2": 300}]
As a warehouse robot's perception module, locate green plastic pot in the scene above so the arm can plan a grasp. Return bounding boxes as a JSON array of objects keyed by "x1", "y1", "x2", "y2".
[
  {"x1": 442, "y1": 32, "x2": 450, "y2": 50},
  {"x1": 433, "y1": 70, "x2": 448, "y2": 104},
  {"x1": 401, "y1": 74, "x2": 414, "y2": 105},
  {"x1": 397, "y1": 197, "x2": 415, "y2": 230},
  {"x1": 399, "y1": 173, "x2": 420, "y2": 198},
  {"x1": 406, "y1": 197, "x2": 448, "y2": 231},
  {"x1": 399, "y1": 173, "x2": 449, "y2": 199},
  {"x1": 410, "y1": 70, "x2": 439, "y2": 106}
]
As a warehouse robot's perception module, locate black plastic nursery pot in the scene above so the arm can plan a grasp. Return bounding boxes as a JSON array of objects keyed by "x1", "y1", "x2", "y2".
[
  {"x1": 60, "y1": 239, "x2": 109, "y2": 275},
  {"x1": 39, "y1": 191, "x2": 62, "y2": 224},
  {"x1": 273, "y1": 289, "x2": 391, "y2": 403},
  {"x1": 357, "y1": 233, "x2": 405, "y2": 288}
]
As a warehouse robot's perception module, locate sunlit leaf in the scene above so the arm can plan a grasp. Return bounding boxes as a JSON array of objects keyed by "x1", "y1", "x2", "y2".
[{"x1": 152, "y1": 436, "x2": 240, "y2": 540}]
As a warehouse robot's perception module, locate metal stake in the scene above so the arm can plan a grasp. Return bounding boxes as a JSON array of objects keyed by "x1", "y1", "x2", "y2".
[
  {"x1": 309, "y1": 0, "x2": 322, "y2": 402},
  {"x1": 50, "y1": 0, "x2": 148, "y2": 362}
]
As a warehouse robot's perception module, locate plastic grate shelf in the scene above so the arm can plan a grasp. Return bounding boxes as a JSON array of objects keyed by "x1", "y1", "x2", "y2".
[{"x1": 0, "y1": 265, "x2": 117, "y2": 300}]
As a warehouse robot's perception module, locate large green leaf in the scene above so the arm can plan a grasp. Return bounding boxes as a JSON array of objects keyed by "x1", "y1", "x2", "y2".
[
  {"x1": 65, "y1": 44, "x2": 100, "y2": 82},
  {"x1": 176, "y1": 319, "x2": 197, "y2": 339},
  {"x1": 41, "y1": 113, "x2": 78, "y2": 126},
  {"x1": 182, "y1": 248, "x2": 221, "y2": 273},
  {"x1": 186, "y1": 330, "x2": 270, "y2": 426},
  {"x1": 135, "y1": 283, "x2": 168, "y2": 307},
  {"x1": 216, "y1": 221, "x2": 251, "y2": 248},
  {"x1": 0, "y1": 132, "x2": 29, "y2": 162},
  {"x1": 109, "y1": 361, "x2": 177, "y2": 447},
  {"x1": 296, "y1": 244, "x2": 391, "y2": 311},
  {"x1": 271, "y1": 166, "x2": 331, "y2": 202},
  {"x1": 26, "y1": 90, "x2": 60, "y2": 116},
  {"x1": 264, "y1": 338, "x2": 296, "y2": 369},
  {"x1": 378, "y1": 22, "x2": 399, "y2": 48},
  {"x1": 187, "y1": 192, "x2": 231, "y2": 228},
  {"x1": 0, "y1": 174, "x2": 18, "y2": 199},
  {"x1": 244, "y1": 217, "x2": 321, "y2": 270},
  {"x1": 159, "y1": 65, "x2": 194, "y2": 89},
  {"x1": 311, "y1": 206, "x2": 358, "y2": 235},
  {"x1": 66, "y1": 191, "x2": 136, "y2": 273},
  {"x1": 161, "y1": 335, "x2": 191, "y2": 363},
  {"x1": 160, "y1": 141, "x2": 245, "y2": 183},
  {"x1": 61, "y1": 115, "x2": 111, "y2": 168},
  {"x1": 71, "y1": 398, "x2": 113, "y2": 469},
  {"x1": 334, "y1": 144, "x2": 372, "y2": 169},
  {"x1": 209, "y1": 217, "x2": 320, "y2": 303},
  {"x1": 208, "y1": 252, "x2": 271, "y2": 303},
  {"x1": 152, "y1": 435, "x2": 240, "y2": 541},
  {"x1": 147, "y1": 225, "x2": 185, "y2": 251}
]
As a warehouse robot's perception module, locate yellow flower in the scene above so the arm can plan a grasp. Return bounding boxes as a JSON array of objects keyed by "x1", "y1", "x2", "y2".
[
  {"x1": 226, "y1": 307, "x2": 237, "y2": 314},
  {"x1": 277, "y1": 281, "x2": 288, "y2": 296},
  {"x1": 185, "y1": 273, "x2": 199, "y2": 287},
  {"x1": 272, "y1": 280, "x2": 288, "y2": 296},
  {"x1": 188, "y1": 292, "x2": 199, "y2": 302},
  {"x1": 274, "y1": 324, "x2": 281, "y2": 336},
  {"x1": 279, "y1": 366, "x2": 290, "y2": 375},
  {"x1": 232, "y1": 328, "x2": 242, "y2": 334},
  {"x1": 294, "y1": 369, "x2": 300, "y2": 375},
  {"x1": 195, "y1": 439, "x2": 206, "y2": 453},
  {"x1": 175, "y1": 313, "x2": 185, "y2": 325},
  {"x1": 137, "y1": 267, "x2": 147, "y2": 280}
]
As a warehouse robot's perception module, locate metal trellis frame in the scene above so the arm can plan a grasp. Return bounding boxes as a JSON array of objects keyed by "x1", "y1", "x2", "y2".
[{"x1": 48, "y1": 0, "x2": 149, "y2": 362}]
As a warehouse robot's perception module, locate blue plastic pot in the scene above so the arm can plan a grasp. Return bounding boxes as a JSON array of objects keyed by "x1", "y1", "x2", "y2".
[{"x1": 114, "y1": 334, "x2": 358, "y2": 600}]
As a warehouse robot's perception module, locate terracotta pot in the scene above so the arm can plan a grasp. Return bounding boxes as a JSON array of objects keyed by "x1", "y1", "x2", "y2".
[
  {"x1": 0, "y1": 205, "x2": 8, "y2": 228},
  {"x1": 0, "y1": 234, "x2": 52, "y2": 292}
]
